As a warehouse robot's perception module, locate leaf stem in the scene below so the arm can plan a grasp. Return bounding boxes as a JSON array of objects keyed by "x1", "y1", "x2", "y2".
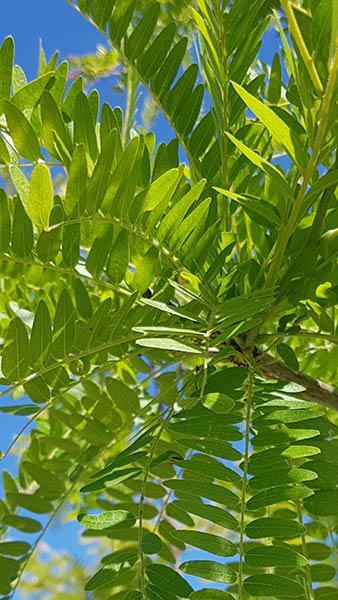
[
  {"x1": 280, "y1": 0, "x2": 323, "y2": 94},
  {"x1": 122, "y1": 66, "x2": 138, "y2": 148},
  {"x1": 266, "y1": 43, "x2": 338, "y2": 290},
  {"x1": 138, "y1": 412, "x2": 172, "y2": 598},
  {"x1": 215, "y1": 0, "x2": 229, "y2": 229},
  {"x1": 238, "y1": 366, "x2": 254, "y2": 599},
  {"x1": 295, "y1": 503, "x2": 314, "y2": 600}
]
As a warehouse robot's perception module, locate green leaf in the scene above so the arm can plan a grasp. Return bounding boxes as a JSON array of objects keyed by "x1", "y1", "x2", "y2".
[
  {"x1": 201, "y1": 393, "x2": 235, "y2": 414},
  {"x1": 65, "y1": 144, "x2": 88, "y2": 216},
  {"x1": 138, "y1": 23, "x2": 176, "y2": 79},
  {"x1": 12, "y1": 72, "x2": 53, "y2": 111},
  {"x1": 268, "y1": 53, "x2": 282, "y2": 104},
  {"x1": 107, "y1": 229, "x2": 130, "y2": 283},
  {"x1": 178, "y1": 84, "x2": 204, "y2": 136},
  {"x1": 23, "y1": 462, "x2": 64, "y2": 499},
  {"x1": 136, "y1": 338, "x2": 201, "y2": 354},
  {"x1": 9, "y1": 165, "x2": 29, "y2": 210},
  {"x1": 180, "y1": 561, "x2": 237, "y2": 584},
  {"x1": 87, "y1": 128, "x2": 117, "y2": 213},
  {"x1": 215, "y1": 188, "x2": 280, "y2": 228},
  {"x1": 167, "y1": 64, "x2": 198, "y2": 118},
  {"x1": 175, "y1": 438, "x2": 242, "y2": 462},
  {"x1": 252, "y1": 428, "x2": 320, "y2": 448},
  {"x1": 157, "y1": 179, "x2": 206, "y2": 242},
  {"x1": 0, "y1": 189, "x2": 11, "y2": 252},
  {"x1": 2, "y1": 317, "x2": 29, "y2": 382},
  {"x1": 0, "y1": 541, "x2": 31, "y2": 557},
  {"x1": 106, "y1": 378, "x2": 139, "y2": 413},
  {"x1": 173, "y1": 530, "x2": 237, "y2": 557},
  {"x1": 125, "y1": 3, "x2": 160, "y2": 60},
  {"x1": 11, "y1": 197, "x2": 33, "y2": 257},
  {"x1": 106, "y1": 136, "x2": 143, "y2": 216},
  {"x1": 179, "y1": 455, "x2": 240, "y2": 483},
  {"x1": 62, "y1": 223, "x2": 80, "y2": 267},
  {"x1": 163, "y1": 479, "x2": 239, "y2": 508},
  {"x1": 73, "y1": 91, "x2": 98, "y2": 161},
  {"x1": 226, "y1": 132, "x2": 291, "y2": 199},
  {"x1": 245, "y1": 544, "x2": 308, "y2": 567},
  {"x1": 249, "y1": 467, "x2": 317, "y2": 490},
  {"x1": 92, "y1": 0, "x2": 115, "y2": 28},
  {"x1": 4, "y1": 100, "x2": 41, "y2": 161},
  {"x1": 141, "y1": 532, "x2": 163, "y2": 555},
  {"x1": 142, "y1": 168, "x2": 180, "y2": 211},
  {"x1": 7, "y1": 492, "x2": 53, "y2": 514},
  {"x1": 174, "y1": 500, "x2": 238, "y2": 531},
  {"x1": 24, "y1": 376, "x2": 50, "y2": 404},
  {"x1": 244, "y1": 574, "x2": 304, "y2": 597},
  {"x1": 245, "y1": 517, "x2": 306, "y2": 539},
  {"x1": 169, "y1": 198, "x2": 211, "y2": 250},
  {"x1": 27, "y1": 163, "x2": 54, "y2": 230},
  {"x1": 2, "y1": 515, "x2": 42, "y2": 534},
  {"x1": 190, "y1": 591, "x2": 235, "y2": 600},
  {"x1": 168, "y1": 419, "x2": 241, "y2": 441},
  {"x1": 248, "y1": 445, "x2": 320, "y2": 473},
  {"x1": 310, "y1": 564, "x2": 335, "y2": 582},
  {"x1": 146, "y1": 564, "x2": 193, "y2": 598},
  {"x1": 85, "y1": 558, "x2": 135, "y2": 591},
  {"x1": 0, "y1": 37, "x2": 14, "y2": 102},
  {"x1": 276, "y1": 343, "x2": 300, "y2": 371},
  {"x1": 133, "y1": 247, "x2": 159, "y2": 294},
  {"x1": 231, "y1": 81, "x2": 301, "y2": 168},
  {"x1": 73, "y1": 279, "x2": 93, "y2": 320},
  {"x1": 80, "y1": 468, "x2": 142, "y2": 493},
  {"x1": 246, "y1": 484, "x2": 313, "y2": 510},
  {"x1": 0, "y1": 134, "x2": 10, "y2": 164},
  {"x1": 304, "y1": 489, "x2": 338, "y2": 516},
  {"x1": 78, "y1": 510, "x2": 134, "y2": 530},
  {"x1": 109, "y1": 0, "x2": 136, "y2": 45},
  {"x1": 40, "y1": 90, "x2": 72, "y2": 159},
  {"x1": 52, "y1": 289, "x2": 75, "y2": 359},
  {"x1": 152, "y1": 38, "x2": 188, "y2": 97}
]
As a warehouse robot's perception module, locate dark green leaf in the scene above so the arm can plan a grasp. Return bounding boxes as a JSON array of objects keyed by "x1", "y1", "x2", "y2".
[
  {"x1": 2, "y1": 515, "x2": 42, "y2": 533},
  {"x1": 11, "y1": 197, "x2": 33, "y2": 257},
  {"x1": 125, "y1": 3, "x2": 160, "y2": 60},
  {"x1": 141, "y1": 533, "x2": 163, "y2": 555},
  {"x1": 0, "y1": 37, "x2": 14, "y2": 102},
  {"x1": 245, "y1": 544, "x2": 307, "y2": 567},
  {"x1": 246, "y1": 517, "x2": 305, "y2": 539},
  {"x1": 244, "y1": 574, "x2": 304, "y2": 597},
  {"x1": 180, "y1": 561, "x2": 237, "y2": 584},
  {"x1": 2, "y1": 317, "x2": 29, "y2": 382},
  {"x1": 174, "y1": 530, "x2": 237, "y2": 557},
  {"x1": 0, "y1": 189, "x2": 10, "y2": 252},
  {"x1": 146, "y1": 564, "x2": 193, "y2": 598}
]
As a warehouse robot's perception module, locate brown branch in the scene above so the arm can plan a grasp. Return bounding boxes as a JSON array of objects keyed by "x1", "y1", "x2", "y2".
[
  {"x1": 254, "y1": 350, "x2": 338, "y2": 410},
  {"x1": 225, "y1": 340, "x2": 338, "y2": 410}
]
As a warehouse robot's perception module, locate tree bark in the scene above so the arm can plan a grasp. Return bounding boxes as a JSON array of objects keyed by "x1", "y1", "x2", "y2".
[{"x1": 254, "y1": 350, "x2": 338, "y2": 410}]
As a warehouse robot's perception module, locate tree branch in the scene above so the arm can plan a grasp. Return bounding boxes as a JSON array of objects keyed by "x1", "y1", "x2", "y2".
[{"x1": 254, "y1": 349, "x2": 338, "y2": 410}]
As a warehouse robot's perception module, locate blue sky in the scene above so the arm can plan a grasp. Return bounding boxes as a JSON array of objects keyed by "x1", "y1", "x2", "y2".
[{"x1": 0, "y1": 2, "x2": 280, "y2": 597}]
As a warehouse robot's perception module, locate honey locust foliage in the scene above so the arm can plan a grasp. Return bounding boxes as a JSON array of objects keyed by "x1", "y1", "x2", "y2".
[{"x1": 0, "y1": 0, "x2": 337, "y2": 598}]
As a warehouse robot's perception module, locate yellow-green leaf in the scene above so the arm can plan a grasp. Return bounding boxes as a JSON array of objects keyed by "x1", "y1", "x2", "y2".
[
  {"x1": 4, "y1": 100, "x2": 41, "y2": 161},
  {"x1": 28, "y1": 164, "x2": 54, "y2": 230}
]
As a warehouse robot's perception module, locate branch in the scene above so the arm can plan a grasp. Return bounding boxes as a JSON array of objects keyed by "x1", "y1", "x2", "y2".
[{"x1": 254, "y1": 349, "x2": 338, "y2": 410}]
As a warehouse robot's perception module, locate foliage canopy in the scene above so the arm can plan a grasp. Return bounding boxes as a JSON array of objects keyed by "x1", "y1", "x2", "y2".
[{"x1": 0, "y1": 0, "x2": 337, "y2": 598}]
